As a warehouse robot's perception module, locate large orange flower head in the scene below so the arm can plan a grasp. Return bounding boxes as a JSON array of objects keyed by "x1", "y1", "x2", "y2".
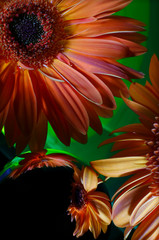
[
  {"x1": 0, "y1": 0, "x2": 146, "y2": 153},
  {"x1": 91, "y1": 54, "x2": 159, "y2": 240},
  {"x1": 68, "y1": 166, "x2": 111, "y2": 239}
]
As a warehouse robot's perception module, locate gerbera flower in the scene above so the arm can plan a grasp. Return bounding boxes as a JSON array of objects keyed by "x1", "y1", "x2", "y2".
[
  {"x1": 8, "y1": 149, "x2": 77, "y2": 179},
  {"x1": 68, "y1": 166, "x2": 111, "y2": 239},
  {"x1": 91, "y1": 54, "x2": 159, "y2": 239},
  {"x1": 0, "y1": 0, "x2": 146, "y2": 153}
]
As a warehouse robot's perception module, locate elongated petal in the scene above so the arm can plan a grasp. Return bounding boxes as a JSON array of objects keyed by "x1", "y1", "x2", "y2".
[
  {"x1": 82, "y1": 166, "x2": 98, "y2": 192},
  {"x1": 66, "y1": 38, "x2": 128, "y2": 59},
  {"x1": 149, "y1": 54, "x2": 159, "y2": 91},
  {"x1": 66, "y1": 16, "x2": 145, "y2": 38},
  {"x1": 130, "y1": 83, "x2": 159, "y2": 115},
  {"x1": 29, "y1": 111, "x2": 48, "y2": 152},
  {"x1": 130, "y1": 195, "x2": 159, "y2": 226},
  {"x1": 91, "y1": 156, "x2": 147, "y2": 177},
  {"x1": 53, "y1": 59, "x2": 102, "y2": 104},
  {"x1": 122, "y1": 94, "x2": 155, "y2": 122},
  {"x1": 0, "y1": 61, "x2": 16, "y2": 112},
  {"x1": 62, "y1": 0, "x2": 132, "y2": 20},
  {"x1": 131, "y1": 206, "x2": 159, "y2": 240},
  {"x1": 14, "y1": 69, "x2": 37, "y2": 136},
  {"x1": 112, "y1": 185, "x2": 149, "y2": 228}
]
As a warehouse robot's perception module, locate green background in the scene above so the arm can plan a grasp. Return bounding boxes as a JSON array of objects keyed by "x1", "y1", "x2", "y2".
[{"x1": 0, "y1": 0, "x2": 159, "y2": 239}]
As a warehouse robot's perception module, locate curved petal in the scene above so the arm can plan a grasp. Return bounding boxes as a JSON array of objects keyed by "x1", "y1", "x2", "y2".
[
  {"x1": 91, "y1": 156, "x2": 147, "y2": 177},
  {"x1": 131, "y1": 206, "x2": 159, "y2": 240},
  {"x1": 130, "y1": 83, "x2": 159, "y2": 115},
  {"x1": 14, "y1": 69, "x2": 37, "y2": 136},
  {"x1": 130, "y1": 195, "x2": 159, "y2": 226},
  {"x1": 112, "y1": 185, "x2": 149, "y2": 228},
  {"x1": 81, "y1": 166, "x2": 98, "y2": 192},
  {"x1": 62, "y1": 0, "x2": 132, "y2": 20},
  {"x1": 53, "y1": 59, "x2": 102, "y2": 104}
]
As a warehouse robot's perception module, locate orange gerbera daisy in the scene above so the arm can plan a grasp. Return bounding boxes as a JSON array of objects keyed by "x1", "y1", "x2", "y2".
[
  {"x1": 9, "y1": 149, "x2": 77, "y2": 179},
  {"x1": 91, "y1": 54, "x2": 159, "y2": 240},
  {"x1": 68, "y1": 166, "x2": 111, "y2": 239},
  {"x1": 0, "y1": 0, "x2": 146, "y2": 153}
]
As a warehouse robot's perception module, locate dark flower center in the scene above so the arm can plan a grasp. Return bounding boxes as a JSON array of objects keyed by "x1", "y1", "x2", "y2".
[
  {"x1": 0, "y1": 0, "x2": 67, "y2": 68},
  {"x1": 9, "y1": 13, "x2": 44, "y2": 46},
  {"x1": 146, "y1": 116, "x2": 159, "y2": 196},
  {"x1": 71, "y1": 184, "x2": 86, "y2": 209}
]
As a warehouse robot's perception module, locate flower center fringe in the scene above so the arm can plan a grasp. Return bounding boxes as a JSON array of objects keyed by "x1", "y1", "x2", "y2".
[
  {"x1": 146, "y1": 116, "x2": 159, "y2": 196},
  {"x1": 71, "y1": 183, "x2": 87, "y2": 209},
  {"x1": 0, "y1": 0, "x2": 66, "y2": 68}
]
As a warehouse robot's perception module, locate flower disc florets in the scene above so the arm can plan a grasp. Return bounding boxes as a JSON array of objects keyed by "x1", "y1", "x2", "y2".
[{"x1": 0, "y1": 0, "x2": 66, "y2": 68}]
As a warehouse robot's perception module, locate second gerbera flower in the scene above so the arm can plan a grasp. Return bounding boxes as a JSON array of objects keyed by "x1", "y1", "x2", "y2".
[{"x1": 0, "y1": 0, "x2": 146, "y2": 153}]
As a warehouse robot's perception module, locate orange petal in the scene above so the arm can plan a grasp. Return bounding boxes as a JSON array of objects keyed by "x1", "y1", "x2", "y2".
[
  {"x1": 130, "y1": 83, "x2": 159, "y2": 115},
  {"x1": 29, "y1": 111, "x2": 48, "y2": 152},
  {"x1": 130, "y1": 195, "x2": 159, "y2": 226},
  {"x1": 81, "y1": 166, "x2": 98, "y2": 192},
  {"x1": 44, "y1": 76, "x2": 89, "y2": 135},
  {"x1": 62, "y1": 0, "x2": 132, "y2": 20},
  {"x1": 0, "y1": 61, "x2": 16, "y2": 112},
  {"x1": 122, "y1": 94, "x2": 155, "y2": 122},
  {"x1": 131, "y1": 206, "x2": 159, "y2": 240},
  {"x1": 66, "y1": 16, "x2": 145, "y2": 38},
  {"x1": 14, "y1": 69, "x2": 37, "y2": 136},
  {"x1": 53, "y1": 59, "x2": 103, "y2": 105},
  {"x1": 65, "y1": 50, "x2": 129, "y2": 79},
  {"x1": 91, "y1": 156, "x2": 147, "y2": 177},
  {"x1": 112, "y1": 185, "x2": 149, "y2": 228},
  {"x1": 149, "y1": 54, "x2": 159, "y2": 91},
  {"x1": 66, "y1": 38, "x2": 128, "y2": 59}
]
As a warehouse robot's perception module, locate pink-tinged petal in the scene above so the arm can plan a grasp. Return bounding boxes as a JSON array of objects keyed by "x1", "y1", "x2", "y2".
[
  {"x1": 149, "y1": 54, "x2": 159, "y2": 91},
  {"x1": 81, "y1": 166, "x2": 98, "y2": 192},
  {"x1": 53, "y1": 59, "x2": 102, "y2": 104},
  {"x1": 91, "y1": 156, "x2": 147, "y2": 177},
  {"x1": 44, "y1": 76, "x2": 89, "y2": 134},
  {"x1": 14, "y1": 69, "x2": 37, "y2": 136},
  {"x1": 62, "y1": 0, "x2": 132, "y2": 20},
  {"x1": 112, "y1": 185, "x2": 149, "y2": 228},
  {"x1": 66, "y1": 38, "x2": 128, "y2": 59},
  {"x1": 122, "y1": 94, "x2": 155, "y2": 122},
  {"x1": 65, "y1": 50, "x2": 129, "y2": 80},
  {"x1": 105, "y1": 58, "x2": 144, "y2": 80},
  {"x1": 130, "y1": 195, "x2": 159, "y2": 226},
  {"x1": 98, "y1": 75, "x2": 129, "y2": 98},
  {"x1": 115, "y1": 37, "x2": 147, "y2": 56},
  {"x1": 65, "y1": 16, "x2": 145, "y2": 38},
  {"x1": 124, "y1": 226, "x2": 133, "y2": 240},
  {"x1": 130, "y1": 83, "x2": 159, "y2": 115},
  {"x1": 29, "y1": 111, "x2": 48, "y2": 152},
  {"x1": 65, "y1": 17, "x2": 96, "y2": 26},
  {"x1": 0, "y1": 61, "x2": 16, "y2": 112},
  {"x1": 131, "y1": 206, "x2": 159, "y2": 240}
]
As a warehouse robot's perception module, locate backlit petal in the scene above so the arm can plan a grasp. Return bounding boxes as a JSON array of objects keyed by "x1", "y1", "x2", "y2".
[
  {"x1": 82, "y1": 166, "x2": 98, "y2": 192},
  {"x1": 91, "y1": 156, "x2": 147, "y2": 177}
]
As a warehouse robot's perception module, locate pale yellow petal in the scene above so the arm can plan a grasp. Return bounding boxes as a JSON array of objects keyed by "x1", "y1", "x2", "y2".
[
  {"x1": 91, "y1": 156, "x2": 147, "y2": 177},
  {"x1": 81, "y1": 166, "x2": 98, "y2": 192}
]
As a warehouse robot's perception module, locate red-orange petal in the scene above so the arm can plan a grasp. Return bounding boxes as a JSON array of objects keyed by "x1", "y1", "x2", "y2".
[{"x1": 14, "y1": 69, "x2": 37, "y2": 136}]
